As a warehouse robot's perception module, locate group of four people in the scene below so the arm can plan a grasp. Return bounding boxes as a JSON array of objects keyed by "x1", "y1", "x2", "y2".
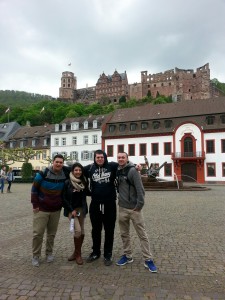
[{"x1": 31, "y1": 150, "x2": 157, "y2": 272}]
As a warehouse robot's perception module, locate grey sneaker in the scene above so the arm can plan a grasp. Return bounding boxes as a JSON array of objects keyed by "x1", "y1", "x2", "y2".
[
  {"x1": 32, "y1": 256, "x2": 40, "y2": 267},
  {"x1": 46, "y1": 254, "x2": 54, "y2": 263}
]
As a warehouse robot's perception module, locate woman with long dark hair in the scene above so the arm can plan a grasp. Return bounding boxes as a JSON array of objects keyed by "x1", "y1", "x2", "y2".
[{"x1": 62, "y1": 162, "x2": 89, "y2": 265}]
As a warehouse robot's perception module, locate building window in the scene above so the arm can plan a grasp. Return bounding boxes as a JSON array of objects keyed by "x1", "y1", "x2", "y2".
[
  {"x1": 118, "y1": 145, "x2": 124, "y2": 153},
  {"x1": 93, "y1": 120, "x2": 97, "y2": 128},
  {"x1": 207, "y1": 163, "x2": 216, "y2": 177},
  {"x1": 42, "y1": 150, "x2": 47, "y2": 159},
  {"x1": 109, "y1": 125, "x2": 116, "y2": 132},
  {"x1": 119, "y1": 124, "x2": 126, "y2": 132},
  {"x1": 220, "y1": 115, "x2": 225, "y2": 124},
  {"x1": 107, "y1": 145, "x2": 113, "y2": 157},
  {"x1": 164, "y1": 142, "x2": 171, "y2": 155},
  {"x1": 84, "y1": 121, "x2": 88, "y2": 129},
  {"x1": 43, "y1": 138, "x2": 48, "y2": 146},
  {"x1": 55, "y1": 138, "x2": 59, "y2": 146},
  {"x1": 72, "y1": 136, "x2": 77, "y2": 145},
  {"x1": 221, "y1": 139, "x2": 225, "y2": 153},
  {"x1": 164, "y1": 120, "x2": 172, "y2": 128},
  {"x1": 152, "y1": 143, "x2": 159, "y2": 155},
  {"x1": 81, "y1": 151, "x2": 89, "y2": 160},
  {"x1": 164, "y1": 163, "x2": 172, "y2": 176},
  {"x1": 140, "y1": 143, "x2": 146, "y2": 156},
  {"x1": 141, "y1": 122, "x2": 148, "y2": 130},
  {"x1": 152, "y1": 121, "x2": 160, "y2": 129},
  {"x1": 222, "y1": 163, "x2": 225, "y2": 177},
  {"x1": 128, "y1": 144, "x2": 135, "y2": 156},
  {"x1": 20, "y1": 141, "x2": 24, "y2": 148},
  {"x1": 62, "y1": 123, "x2": 66, "y2": 131},
  {"x1": 206, "y1": 116, "x2": 215, "y2": 125},
  {"x1": 71, "y1": 122, "x2": 79, "y2": 130},
  {"x1": 206, "y1": 140, "x2": 215, "y2": 153},
  {"x1": 130, "y1": 123, "x2": 137, "y2": 131},
  {"x1": 32, "y1": 139, "x2": 36, "y2": 147},
  {"x1": 83, "y1": 136, "x2": 88, "y2": 145},
  {"x1": 92, "y1": 135, "x2": 98, "y2": 144},
  {"x1": 55, "y1": 124, "x2": 59, "y2": 132},
  {"x1": 36, "y1": 153, "x2": 40, "y2": 160},
  {"x1": 62, "y1": 138, "x2": 66, "y2": 146},
  {"x1": 10, "y1": 141, "x2": 14, "y2": 148},
  {"x1": 70, "y1": 151, "x2": 78, "y2": 161}
]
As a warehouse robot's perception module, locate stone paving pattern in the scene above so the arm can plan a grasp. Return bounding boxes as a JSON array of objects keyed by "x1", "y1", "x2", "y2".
[{"x1": 0, "y1": 184, "x2": 225, "y2": 299}]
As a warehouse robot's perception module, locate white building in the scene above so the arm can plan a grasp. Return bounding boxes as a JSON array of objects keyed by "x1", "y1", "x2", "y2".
[
  {"x1": 102, "y1": 97, "x2": 225, "y2": 184},
  {"x1": 50, "y1": 115, "x2": 107, "y2": 166}
]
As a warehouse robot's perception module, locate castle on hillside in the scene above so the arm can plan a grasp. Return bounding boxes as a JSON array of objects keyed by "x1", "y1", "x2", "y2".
[{"x1": 58, "y1": 63, "x2": 221, "y2": 104}]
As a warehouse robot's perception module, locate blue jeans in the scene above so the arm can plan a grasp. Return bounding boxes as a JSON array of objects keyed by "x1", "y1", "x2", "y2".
[{"x1": 0, "y1": 178, "x2": 4, "y2": 192}]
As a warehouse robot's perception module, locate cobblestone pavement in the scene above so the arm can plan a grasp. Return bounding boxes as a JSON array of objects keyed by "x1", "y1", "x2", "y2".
[{"x1": 0, "y1": 184, "x2": 225, "y2": 300}]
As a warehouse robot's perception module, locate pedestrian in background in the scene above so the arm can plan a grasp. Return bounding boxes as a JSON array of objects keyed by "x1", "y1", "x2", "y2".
[
  {"x1": 0, "y1": 166, "x2": 7, "y2": 194},
  {"x1": 6, "y1": 167, "x2": 14, "y2": 193}
]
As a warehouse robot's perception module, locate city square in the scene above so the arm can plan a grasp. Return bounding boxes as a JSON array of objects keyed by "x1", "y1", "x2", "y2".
[{"x1": 0, "y1": 183, "x2": 225, "y2": 300}]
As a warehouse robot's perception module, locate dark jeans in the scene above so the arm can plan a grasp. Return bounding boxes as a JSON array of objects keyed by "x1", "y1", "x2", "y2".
[
  {"x1": 7, "y1": 181, "x2": 12, "y2": 191},
  {"x1": 89, "y1": 199, "x2": 116, "y2": 258}
]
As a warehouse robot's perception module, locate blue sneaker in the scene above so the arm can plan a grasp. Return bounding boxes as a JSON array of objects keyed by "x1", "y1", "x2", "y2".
[
  {"x1": 144, "y1": 260, "x2": 157, "y2": 273},
  {"x1": 116, "y1": 255, "x2": 133, "y2": 266}
]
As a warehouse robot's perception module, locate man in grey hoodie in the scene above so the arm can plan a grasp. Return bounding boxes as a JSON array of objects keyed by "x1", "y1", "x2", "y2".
[{"x1": 116, "y1": 152, "x2": 157, "y2": 273}]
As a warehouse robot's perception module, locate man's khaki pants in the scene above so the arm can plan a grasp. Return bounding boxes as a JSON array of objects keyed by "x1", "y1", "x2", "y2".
[
  {"x1": 32, "y1": 210, "x2": 61, "y2": 257},
  {"x1": 118, "y1": 206, "x2": 153, "y2": 261}
]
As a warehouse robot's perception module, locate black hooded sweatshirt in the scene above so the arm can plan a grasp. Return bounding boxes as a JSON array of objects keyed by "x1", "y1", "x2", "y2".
[{"x1": 84, "y1": 150, "x2": 118, "y2": 203}]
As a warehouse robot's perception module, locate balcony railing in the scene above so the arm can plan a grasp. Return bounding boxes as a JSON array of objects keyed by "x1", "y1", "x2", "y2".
[{"x1": 172, "y1": 151, "x2": 205, "y2": 159}]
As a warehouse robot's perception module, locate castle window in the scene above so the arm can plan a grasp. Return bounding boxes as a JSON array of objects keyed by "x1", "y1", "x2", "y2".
[
  {"x1": 55, "y1": 124, "x2": 59, "y2": 132},
  {"x1": 71, "y1": 122, "x2": 79, "y2": 130},
  {"x1": 70, "y1": 151, "x2": 78, "y2": 161},
  {"x1": 55, "y1": 138, "x2": 59, "y2": 146},
  {"x1": 72, "y1": 137, "x2": 77, "y2": 145},
  {"x1": 62, "y1": 123, "x2": 66, "y2": 131},
  {"x1": 83, "y1": 136, "x2": 88, "y2": 145}
]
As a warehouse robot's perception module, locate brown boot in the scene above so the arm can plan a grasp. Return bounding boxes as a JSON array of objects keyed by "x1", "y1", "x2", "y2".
[
  {"x1": 75, "y1": 235, "x2": 84, "y2": 265},
  {"x1": 68, "y1": 237, "x2": 76, "y2": 261}
]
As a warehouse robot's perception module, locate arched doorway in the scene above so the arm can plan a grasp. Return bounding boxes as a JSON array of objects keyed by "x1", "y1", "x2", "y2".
[
  {"x1": 184, "y1": 137, "x2": 193, "y2": 157},
  {"x1": 181, "y1": 163, "x2": 197, "y2": 182}
]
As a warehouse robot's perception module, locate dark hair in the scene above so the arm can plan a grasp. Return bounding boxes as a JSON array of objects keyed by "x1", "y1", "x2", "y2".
[
  {"x1": 53, "y1": 154, "x2": 64, "y2": 161},
  {"x1": 71, "y1": 162, "x2": 88, "y2": 188},
  {"x1": 118, "y1": 151, "x2": 128, "y2": 158}
]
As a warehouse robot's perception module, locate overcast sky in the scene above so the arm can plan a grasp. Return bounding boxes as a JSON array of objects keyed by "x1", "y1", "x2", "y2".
[{"x1": 0, "y1": 0, "x2": 224, "y2": 98}]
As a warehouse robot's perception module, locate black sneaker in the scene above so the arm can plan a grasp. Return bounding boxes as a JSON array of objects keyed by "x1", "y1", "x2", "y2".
[
  {"x1": 86, "y1": 253, "x2": 100, "y2": 263},
  {"x1": 104, "y1": 257, "x2": 113, "y2": 266}
]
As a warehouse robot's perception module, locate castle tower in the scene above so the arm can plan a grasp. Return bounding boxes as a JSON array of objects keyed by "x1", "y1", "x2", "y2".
[{"x1": 59, "y1": 71, "x2": 77, "y2": 100}]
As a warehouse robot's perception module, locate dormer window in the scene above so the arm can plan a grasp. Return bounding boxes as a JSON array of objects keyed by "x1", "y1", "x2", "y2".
[
  {"x1": 119, "y1": 124, "x2": 126, "y2": 132},
  {"x1": 141, "y1": 122, "x2": 148, "y2": 130},
  {"x1": 153, "y1": 121, "x2": 160, "y2": 129},
  {"x1": 62, "y1": 123, "x2": 66, "y2": 131},
  {"x1": 109, "y1": 125, "x2": 116, "y2": 132},
  {"x1": 130, "y1": 123, "x2": 137, "y2": 131},
  {"x1": 55, "y1": 124, "x2": 59, "y2": 132},
  {"x1": 220, "y1": 115, "x2": 225, "y2": 124},
  {"x1": 93, "y1": 120, "x2": 97, "y2": 129},
  {"x1": 43, "y1": 138, "x2": 48, "y2": 146},
  {"x1": 84, "y1": 121, "x2": 88, "y2": 129},
  {"x1": 71, "y1": 122, "x2": 79, "y2": 130},
  {"x1": 164, "y1": 120, "x2": 172, "y2": 128},
  {"x1": 206, "y1": 116, "x2": 215, "y2": 125},
  {"x1": 32, "y1": 139, "x2": 36, "y2": 147}
]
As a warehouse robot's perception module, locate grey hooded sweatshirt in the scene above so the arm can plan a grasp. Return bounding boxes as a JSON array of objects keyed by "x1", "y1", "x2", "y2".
[{"x1": 117, "y1": 161, "x2": 145, "y2": 210}]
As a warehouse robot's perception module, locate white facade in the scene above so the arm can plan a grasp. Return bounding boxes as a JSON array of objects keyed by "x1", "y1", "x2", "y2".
[{"x1": 50, "y1": 119, "x2": 103, "y2": 166}]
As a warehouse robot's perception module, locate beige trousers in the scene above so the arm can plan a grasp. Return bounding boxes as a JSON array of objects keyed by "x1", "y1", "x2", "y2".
[
  {"x1": 32, "y1": 210, "x2": 61, "y2": 257},
  {"x1": 118, "y1": 206, "x2": 153, "y2": 261}
]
